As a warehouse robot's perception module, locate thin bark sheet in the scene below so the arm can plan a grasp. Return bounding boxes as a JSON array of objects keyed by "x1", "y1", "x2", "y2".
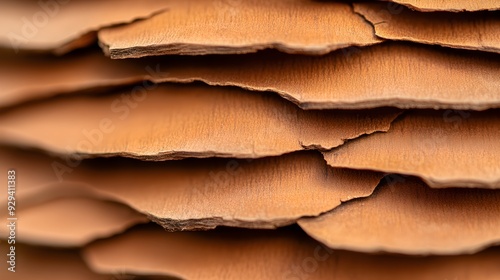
[
  {"x1": 147, "y1": 43, "x2": 500, "y2": 110},
  {"x1": 0, "y1": 50, "x2": 152, "y2": 107},
  {"x1": 377, "y1": 0, "x2": 500, "y2": 12},
  {"x1": 0, "y1": 147, "x2": 383, "y2": 230},
  {"x1": 82, "y1": 225, "x2": 500, "y2": 280},
  {"x1": 0, "y1": 245, "x2": 108, "y2": 280},
  {"x1": 153, "y1": 43, "x2": 500, "y2": 110},
  {"x1": 299, "y1": 178, "x2": 500, "y2": 255},
  {"x1": 0, "y1": 196, "x2": 148, "y2": 247},
  {"x1": 2, "y1": 43, "x2": 499, "y2": 110},
  {"x1": 323, "y1": 110, "x2": 500, "y2": 188},
  {"x1": 97, "y1": 0, "x2": 380, "y2": 58},
  {"x1": 354, "y1": 3, "x2": 500, "y2": 53},
  {"x1": 0, "y1": 1, "x2": 170, "y2": 54},
  {"x1": 0, "y1": 84, "x2": 400, "y2": 159},
  {"x1": 0, "y1": 146, "x2": 109, "y2": 208}
]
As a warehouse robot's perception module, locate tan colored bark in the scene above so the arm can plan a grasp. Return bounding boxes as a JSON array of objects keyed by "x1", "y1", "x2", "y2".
[
  {"x1": 83, "y1": 225, "x2": 500, "y2": 279},
  {"x1": 299, "y1": 178, "x2": 500, "y2": 254},
  {"x1": 0, "y1": 196, "x2": 147, "y2": 247},
  {"x1": 0, "y1": 0, "x2": 169, "y2": 54},
  {"x1": 0, "y1": 147, "x2": 382, "y2": 230},
  {"x1": 98, "y1": 0, "x2": 380, "y2": 58},
  {"x1": 354, "y1": 3, "x2": 500, "y2": 53},
  {"x1": 323, "y1": 110, "x2": 500, "y2": 188},
  {"x1": 0, "y1": 84, "x2": 399, "y2": 159}
]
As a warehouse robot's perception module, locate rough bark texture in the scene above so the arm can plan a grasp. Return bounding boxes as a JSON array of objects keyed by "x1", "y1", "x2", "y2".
[
  {"x1": 355, "y1": 3, "x2": 500, "y2": 53},
  {"x1": 0, "y1": 84, "x2": 400, "y2": 159},
  {"x1": 323, "y1": 110, "x2": 500, "y2": 188},
  {"x1": 299, "y1": 178, "x2": 500, "y2": 254},
  {"x1": 83, "y1": 225, "x2": 500, "y2": 279},
  {"x1": 98, "y1": 0, "x2": 380, "y2": 58}
]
